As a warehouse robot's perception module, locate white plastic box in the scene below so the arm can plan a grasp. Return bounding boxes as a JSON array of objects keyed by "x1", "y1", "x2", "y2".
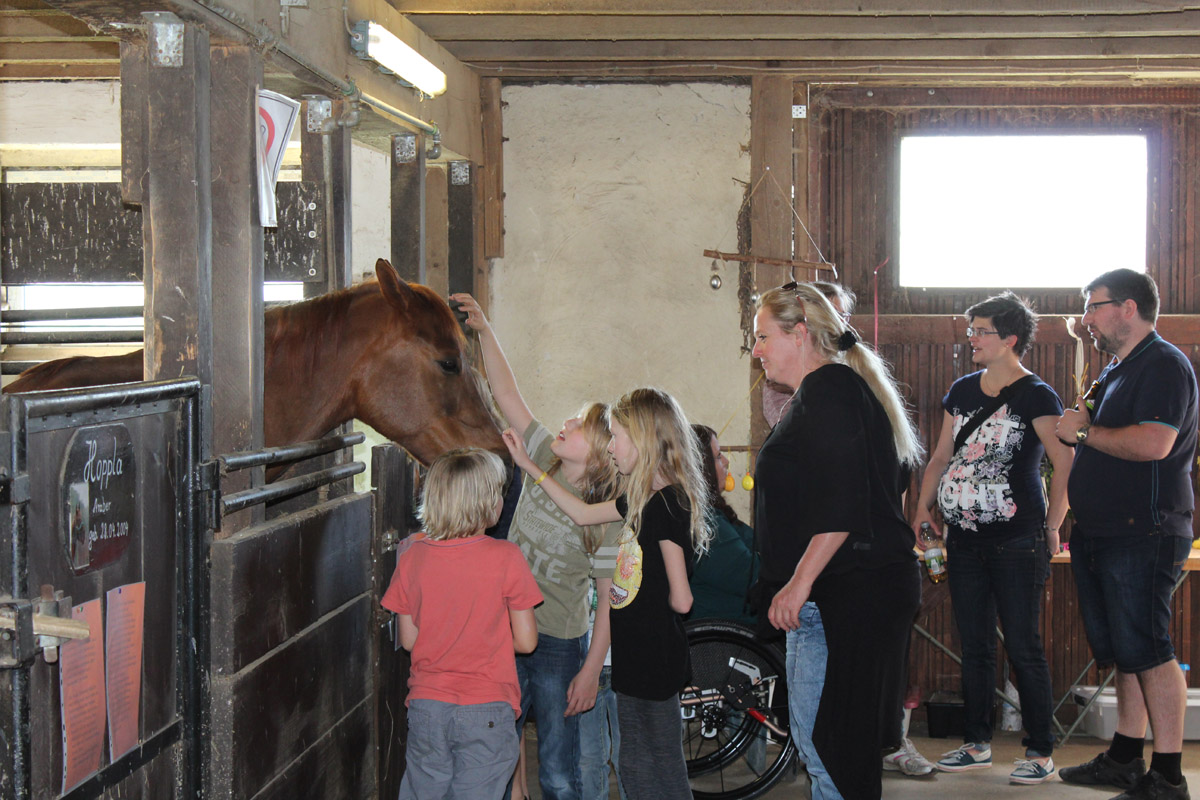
[{"x1": 1071, "y1": 686, "x2": 1200, "y2": 740}]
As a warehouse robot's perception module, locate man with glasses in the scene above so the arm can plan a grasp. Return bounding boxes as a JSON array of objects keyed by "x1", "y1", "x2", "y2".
[{"x1": 1056, "y1": 269, "x2": 1197, "y2": 800}]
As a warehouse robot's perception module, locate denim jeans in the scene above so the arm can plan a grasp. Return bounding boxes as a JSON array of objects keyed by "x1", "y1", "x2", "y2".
[
  {"x1": 946, "y1": 530, "x2": 1054, "y2": 757},
  {"x1": 578, "y1": 665, "x2": 626, "y2": 800},
  {"x1": 1069, "y1": 531, "x2": 1192, "y2": 673},
  {"x1": 516, "y1": 633, "x2": 586, "y2": 800},
  {"x1": 786, "y1": 602, "x2": 842, "y2": 800}
]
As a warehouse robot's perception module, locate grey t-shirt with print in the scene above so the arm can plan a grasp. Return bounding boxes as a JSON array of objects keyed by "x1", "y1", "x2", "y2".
[{"x1": 509, "y1": 419, "x2": 621, "y2": 639}]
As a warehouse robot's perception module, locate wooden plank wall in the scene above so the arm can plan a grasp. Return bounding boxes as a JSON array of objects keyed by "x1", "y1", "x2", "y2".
[{"x1": 806, "y1": 86, "x2": 1200, "y2": 714}]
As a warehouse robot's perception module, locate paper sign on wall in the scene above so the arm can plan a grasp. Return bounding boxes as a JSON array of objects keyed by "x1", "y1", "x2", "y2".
[
  {"x1": 60, "y1": 599, "x2": 105, "y2": 793},
  {"x1": 105, "y1": 582, "x2": 145, "y2": 761},
  {"x1": 256, "y1": 88, "x2": 302, "y2": 227}
]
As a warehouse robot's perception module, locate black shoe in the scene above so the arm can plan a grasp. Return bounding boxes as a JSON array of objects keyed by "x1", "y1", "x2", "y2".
[
  {"x1": 1060, "y1": 752, "x2": 1147, "y2": 790},
  {"x1": 1110, "y1": 771, "x2": 1190, "y2": 800}
]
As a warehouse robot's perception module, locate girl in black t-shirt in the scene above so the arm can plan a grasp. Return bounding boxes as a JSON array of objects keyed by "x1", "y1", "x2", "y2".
[{"x1": 502, "y1": 387, "x2": 711, "y2": 800}]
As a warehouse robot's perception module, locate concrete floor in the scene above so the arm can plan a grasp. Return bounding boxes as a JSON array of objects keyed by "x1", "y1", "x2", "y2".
[{"x1": 519, "y1": 729, "x2": 1200, "y2": 799}]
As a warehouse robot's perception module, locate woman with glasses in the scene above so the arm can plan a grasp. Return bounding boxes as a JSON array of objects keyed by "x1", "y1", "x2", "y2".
[
  {"x1": 752, "y1": 282, "x2": 923, "y2": 800},
  {"x1": 912, "y1": 291, "x2": 1073, "y2": 785}
]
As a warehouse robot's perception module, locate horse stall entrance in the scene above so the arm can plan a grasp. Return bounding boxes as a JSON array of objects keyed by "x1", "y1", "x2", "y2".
[{"x1": 0, "y1": 379, "x2": 203, "y2": 799}]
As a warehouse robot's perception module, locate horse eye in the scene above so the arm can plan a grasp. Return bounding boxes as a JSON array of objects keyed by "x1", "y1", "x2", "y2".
[{"x1": 437, "y1": 359, "x2": 461, "y2": 375}]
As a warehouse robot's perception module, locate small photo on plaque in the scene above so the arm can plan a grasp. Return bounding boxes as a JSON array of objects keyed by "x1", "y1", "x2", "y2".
[{"x1": 67, "y1": 482, "x2": 90, "y2": 572}]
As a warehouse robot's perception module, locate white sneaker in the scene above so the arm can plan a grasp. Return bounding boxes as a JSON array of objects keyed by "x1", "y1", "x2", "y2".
[{"x1": 883, "y1": 738, "x2": 937, "y2": 776}]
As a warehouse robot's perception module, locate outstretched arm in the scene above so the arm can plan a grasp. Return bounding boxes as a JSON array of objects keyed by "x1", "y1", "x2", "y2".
[
  {"x1": 502, "y1": 429, "x2": 622, "y2": 526},
  {"x1": 450, "y1": 293, "x2": 535, "y2": 435}
]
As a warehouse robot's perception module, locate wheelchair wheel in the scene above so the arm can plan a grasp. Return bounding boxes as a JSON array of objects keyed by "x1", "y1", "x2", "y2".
[{"x1": 683, "y1": 619, "x2": 798, "y2": 800}]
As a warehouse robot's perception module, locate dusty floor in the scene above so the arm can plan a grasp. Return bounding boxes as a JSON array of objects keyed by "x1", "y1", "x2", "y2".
[{"x1": 518, "y1": 728, "x2": 1200, "y2": 799}]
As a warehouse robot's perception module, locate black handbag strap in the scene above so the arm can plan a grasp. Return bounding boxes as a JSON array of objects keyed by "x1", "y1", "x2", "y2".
[{"x1": 953, "y1": 374, "x2": 1038, "y2": 453}]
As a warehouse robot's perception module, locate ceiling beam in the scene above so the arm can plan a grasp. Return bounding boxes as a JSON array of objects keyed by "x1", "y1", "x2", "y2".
[
  {"x1": 396, "y1": 0, "x2": 1200, "y2": 15},
  {"x1": 410, "y1": 10, "x2": 1200, "y2": 40},
  {"x1": 0, "y1": 39, "x2": 115, "y2": 61},
  {"x1": 447, "y1": 35, "x2": 1200, "y2": 62}
]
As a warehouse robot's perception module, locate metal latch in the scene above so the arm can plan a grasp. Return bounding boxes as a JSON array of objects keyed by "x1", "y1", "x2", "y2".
[{"x1": 0, "y1": 588, "x2": 90, "y2": 668}]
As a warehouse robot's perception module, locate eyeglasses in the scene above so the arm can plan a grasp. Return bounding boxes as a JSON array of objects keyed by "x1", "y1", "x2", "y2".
[
  {"x1": 1084, "y1": 299, "x2": 1120, "y2": 314},
  {"x1": 965, "y1": 327, "x2": 1001, "y2": 338}
]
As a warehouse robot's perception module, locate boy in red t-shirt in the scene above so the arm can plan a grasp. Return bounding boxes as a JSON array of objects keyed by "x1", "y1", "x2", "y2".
[{"x1": 382, "y1": 448, "x2": 542, "y2": 800}]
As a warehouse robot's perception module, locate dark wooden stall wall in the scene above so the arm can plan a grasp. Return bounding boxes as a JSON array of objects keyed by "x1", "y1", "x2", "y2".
[{"x1": 808, "y1": 86, "x2": 1200, "y2": 716}]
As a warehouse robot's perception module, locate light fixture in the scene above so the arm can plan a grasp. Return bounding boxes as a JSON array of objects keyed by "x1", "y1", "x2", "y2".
[{"x1": 350, "y1": 20, "x2": 446, "y2": 98}]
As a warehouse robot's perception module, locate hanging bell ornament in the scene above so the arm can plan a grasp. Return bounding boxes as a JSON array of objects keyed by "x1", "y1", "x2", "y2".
[
  {"x1": 723, "y1": 473, "x2": 735, "y2": 492},
  {"x1": 741, "y1": 473, "x2": 755, "y2": 491},
  {"x1": 710, "y1": 274, "x2": 723, "y2": 290}
]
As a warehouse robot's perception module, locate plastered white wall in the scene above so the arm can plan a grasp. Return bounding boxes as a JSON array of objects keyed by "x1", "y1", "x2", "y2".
[{"x1": 493, "y1": 83, "x2": 754, "y2": 514}]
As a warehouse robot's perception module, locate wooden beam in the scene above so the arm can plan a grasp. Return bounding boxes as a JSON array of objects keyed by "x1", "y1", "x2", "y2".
[
  {"x1": 0, "y1": 14, "x2": 101, "y2": 38},
  {"x1": 748, "y1": 76, "x2": 793, "y2": 470},
  {"x1": 0, "y1": 62, "x2": 117, "y2": 77},
  {"x1": 119, "y1": 38, "x2": 146, "y2": 205},
  {"x1": 409, "y1": 10, "x2": 1200, "y2": 41},
  {"x1": 395, "y1": 1, "x2": 1200, "y2": 13},
  {"x1": 447, "y1": 160, "x2": 475, "y2": 298},
  {"x1": 0, "y1": 39, "x2": 116, "y2": 60},
  {"x1": 424, "y1": 164, "x2": 449, "y2": 298},
  {"x1": 480, "y1": 77, "x2": 504, "y2": 261},
  {"x1": 209, "y1": 44, "x2": 264, "y2": 534},
  {"x1": 445, "y1": 36, "x2": 1200, "y2": 62},
  {"x1": 391, "y1": 132, "x2": 425, "y2": 284},
  {"x1": 142, "y1": 17, "x2": 213, "y2": 398}
]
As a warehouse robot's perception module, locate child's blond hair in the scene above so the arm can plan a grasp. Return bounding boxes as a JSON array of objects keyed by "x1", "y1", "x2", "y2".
[
  {"x1": 418, "y1": 448, "x2": 508, "y2": 540},
  {"x1": 609, "y1": 388, "x2": 711, "y2": 554}
]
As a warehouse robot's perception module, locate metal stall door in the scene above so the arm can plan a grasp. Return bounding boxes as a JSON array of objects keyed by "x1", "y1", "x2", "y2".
[{"x1": 0, "y1": 380, "x2": 204, "y2": 800}]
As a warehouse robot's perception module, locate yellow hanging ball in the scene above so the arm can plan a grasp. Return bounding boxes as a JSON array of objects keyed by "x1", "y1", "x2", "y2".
[
  {"x1": 741, "y1": 473, "x2": 755, "y2": 491},
  {"x1": 723, "y1": 473, "x2": 735, "y2": 492}
]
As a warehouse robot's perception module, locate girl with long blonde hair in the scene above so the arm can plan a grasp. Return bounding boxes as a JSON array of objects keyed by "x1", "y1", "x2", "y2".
[{"x1": 503, "y1": 386, "x2": 711, "y2": 800}]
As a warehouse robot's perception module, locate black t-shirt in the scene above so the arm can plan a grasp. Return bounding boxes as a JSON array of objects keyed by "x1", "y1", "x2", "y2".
[
  {"x1": 610, "y1": 487, "x2": 694, "y2": 700},
  {"x1": 938, "y1": 372, "x2": 1064, "y2": 540},
  {"x1": 1068, "y1": 332, "x2": 1199, "y2": 538},
  {"x1": 755, "y1": 363, "x2": 916, "y2": 600}
]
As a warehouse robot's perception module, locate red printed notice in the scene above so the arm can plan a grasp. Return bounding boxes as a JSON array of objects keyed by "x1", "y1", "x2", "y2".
[
  {"x1": 60, "y1": 598, "x2": 105, "y2": 793},
  {"x1": 106, "y1": 582, "x2": 145, "y2": 761}
]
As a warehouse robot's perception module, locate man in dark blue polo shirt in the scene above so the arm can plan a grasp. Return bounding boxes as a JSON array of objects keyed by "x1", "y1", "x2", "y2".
[{"x1": 1056, "y1": 269, "x2": 1197, "y2": 800}]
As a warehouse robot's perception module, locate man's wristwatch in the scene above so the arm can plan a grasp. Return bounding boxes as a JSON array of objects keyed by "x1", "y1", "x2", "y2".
[{"x1": 1075, "y1": 423, "x2": 1091, "y2": 445}]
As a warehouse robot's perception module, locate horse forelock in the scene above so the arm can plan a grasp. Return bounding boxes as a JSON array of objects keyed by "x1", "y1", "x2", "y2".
[{"x1": 405, "y1": 283, "x2": 469, "y2": 350}]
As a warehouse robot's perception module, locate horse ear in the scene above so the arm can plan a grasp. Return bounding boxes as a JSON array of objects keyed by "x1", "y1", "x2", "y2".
[{"x1": 376, "y1": 258, "x2": 416, "y2": 311}]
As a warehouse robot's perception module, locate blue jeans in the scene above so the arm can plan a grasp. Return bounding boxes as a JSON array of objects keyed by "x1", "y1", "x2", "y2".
[
  {"x1": 1069, "y1": 531, "x2": 1192, "y2": 673},
  {"x1": 946, "y1": 531, "x2": 1054, "y2": 757},
  {"x1": 578, "y1": 665, "x2": 625, "y2": 800},
  {"x1": 786, "y1": 602, "x2": 842, "y2": 800},
  {"x1": 516, "y1": 633, "x2": 586, "y2": 800}
]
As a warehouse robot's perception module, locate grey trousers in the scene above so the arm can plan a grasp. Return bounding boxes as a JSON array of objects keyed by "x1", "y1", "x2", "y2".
[
  {"x1": 398, "y1": 698, "x2": 518, "y2": 800},
  {"x1": 615, "y1": 692, "x2": 691, "y2": 800}
]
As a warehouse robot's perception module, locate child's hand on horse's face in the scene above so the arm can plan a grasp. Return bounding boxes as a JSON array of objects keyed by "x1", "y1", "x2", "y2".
[
  {"x1": 448, "y1": 293, "x2": 489, "y2": 331},
  {"x1": 501, "y1": 428, "x2": 534, "y2": 470}
]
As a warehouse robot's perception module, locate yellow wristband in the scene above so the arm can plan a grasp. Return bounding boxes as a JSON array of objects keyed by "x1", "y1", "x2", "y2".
[{"x1": 534, "y1": 470, "x2": 548, "y2": 486}]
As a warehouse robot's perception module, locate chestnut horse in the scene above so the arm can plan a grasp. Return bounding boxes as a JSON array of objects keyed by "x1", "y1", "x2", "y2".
[{"x1": 4, "y1": 259, "x2": 506, "y2": 465}]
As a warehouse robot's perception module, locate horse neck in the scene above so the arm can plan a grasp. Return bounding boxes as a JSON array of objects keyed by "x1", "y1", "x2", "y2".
[{"x1": 262, "y1": 293, "x2": 366, "y2": 447}]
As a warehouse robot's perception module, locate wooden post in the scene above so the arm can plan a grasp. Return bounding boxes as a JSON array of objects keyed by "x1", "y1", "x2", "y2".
[
  {"x1": 425, "y1": 164, "x2": 449, "y2": 297},
  {"x1": 209, "y1": 45, "x2": 265, "y2": 534},
  {"x1": 301, "y1": 96, "x2": 352, "y2": 299},
  {"x1": 480, "y1": 78, "x2": 504, "y2": 262},
  {"x1": 140, "y1": 13, "x2": 213, "y2": 401},
  {"x1": 447, "y1": 160, "x2": 476, "y2": 298},
  {"x1": 391, "y1": 132, "x2": 426, "y2": 284},
  {"x1": 748, "y1": 76, "x2": 795, "y2": 459}
]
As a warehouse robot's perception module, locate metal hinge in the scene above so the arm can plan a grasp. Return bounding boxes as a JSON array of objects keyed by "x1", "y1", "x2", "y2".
[
  {"x1": 195, "y1": 459, "x2": 222, "y2": 531},
  {"x1": 0, "y1": 598, "x2": 33, "y2": 669}
]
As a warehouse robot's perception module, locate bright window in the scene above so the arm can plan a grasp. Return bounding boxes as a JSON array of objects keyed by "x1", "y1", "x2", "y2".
[{"x1": 898, "y1": 135, "x2": 1148, "y2": 288}]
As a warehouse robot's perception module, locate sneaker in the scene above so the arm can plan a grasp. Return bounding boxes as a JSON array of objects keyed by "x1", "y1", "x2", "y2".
[
  {"x1": 1060, "y1": 752, "x2": 1147, "y2": 790},
  {"x1": 882, "y1": 738, "x2": 936, "y2": 776},
  {"x1": 937, "y1": 743, "x2": 992, "y2": 772},
  {"x1": 1010, "y1": 757, "x2": 1056, "y2": 785},
  {"x1": 1110, "y1": 771, "x2": 1190, "y2": 800}
]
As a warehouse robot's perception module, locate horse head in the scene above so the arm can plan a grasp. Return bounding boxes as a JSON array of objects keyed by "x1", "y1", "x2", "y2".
[{"x1": 349, "y1": 259, "x2": 508, "y2": 466}]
